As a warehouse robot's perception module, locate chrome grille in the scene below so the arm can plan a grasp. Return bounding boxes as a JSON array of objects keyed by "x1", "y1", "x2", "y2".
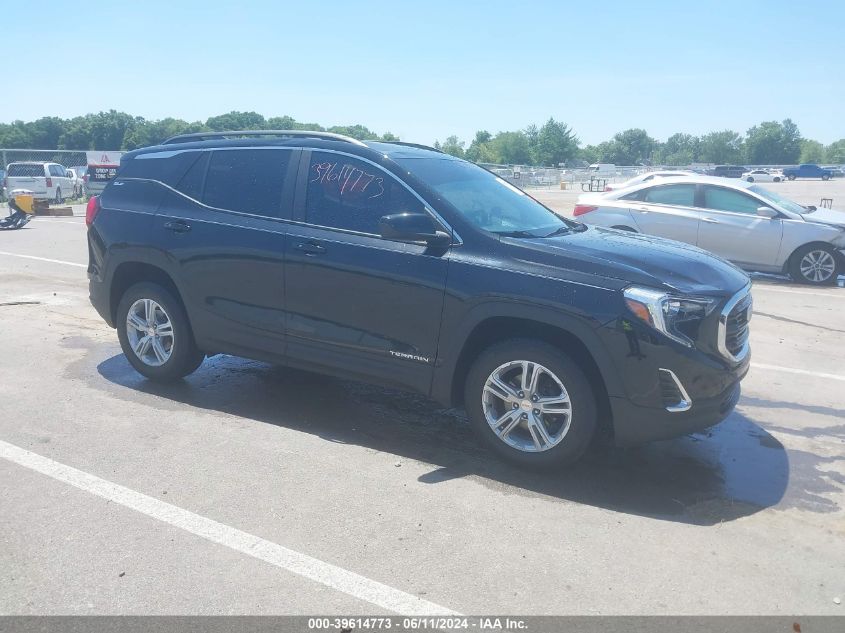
[{"x1": 718, "y1": 285, "x2": 752, "y2": 363}]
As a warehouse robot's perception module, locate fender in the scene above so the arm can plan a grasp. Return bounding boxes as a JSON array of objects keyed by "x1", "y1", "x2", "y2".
[{"x1": 429, "y1": 298, "x2": 625, "y2": 406}]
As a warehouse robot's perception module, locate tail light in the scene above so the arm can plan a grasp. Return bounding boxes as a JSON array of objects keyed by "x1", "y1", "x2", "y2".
[
  {"x1": 573, "y1": 204, "x2": 598, "y2": 216},
  {"x1": 46, "y1": 177, "x2": 53, "y2": 188},
  {"x1": 85, "y1": 196, "x2": 100, "y2": 226}
]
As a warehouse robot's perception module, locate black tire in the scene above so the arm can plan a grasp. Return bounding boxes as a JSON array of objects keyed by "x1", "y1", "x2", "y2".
[
  {"x1": 54, "y1": 188, "x2": 62, "y2": 204},
  {"x1": 788, "y1": 174, "x2": 796, "y2": 181},
  {"x1": 773, "y1": 177, "x2": 781, "y2": 182},
  {"x1": 464, "y1": 338, "x2": 597, "y2": 469},
  {"x1": 788, "y1": 244, "x2": 841, "y2": 286},
  {"x1": 746, "y1": 177, "x2": 754, "y2": 182},
  {"x1": 116, "y1": 282, "x2": 204, "y2": 381},
  {"x1": 611, "y1": 225, "x2": 637, "y2": 232},
  {"x1": 822, "y1": 174, "x2": 830, "y2": 181}
]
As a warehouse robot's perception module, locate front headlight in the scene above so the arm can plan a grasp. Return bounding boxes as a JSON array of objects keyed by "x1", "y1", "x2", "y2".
[{"x1": 623, "y1": 286, "x2": 718, "y2": 347}]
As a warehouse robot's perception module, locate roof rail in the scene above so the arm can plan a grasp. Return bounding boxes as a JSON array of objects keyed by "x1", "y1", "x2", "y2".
[
  {"x1": 161, "y1": 130, "x2": 367, "y2": 146},
  {"x1": 376, "y1": 140, "x2": 444, "y2": 154}
]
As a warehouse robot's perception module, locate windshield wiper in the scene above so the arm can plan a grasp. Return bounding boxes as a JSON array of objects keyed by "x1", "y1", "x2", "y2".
[
  {"x1": 492, "y1": 230, "x2": 540, "y2": 238},
  {"x1": 543, "y1": 226, "x2": 571, "y2": 238}
]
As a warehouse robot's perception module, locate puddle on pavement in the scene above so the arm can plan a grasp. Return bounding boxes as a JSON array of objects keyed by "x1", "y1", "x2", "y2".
[{"x1": 60, "y1": 335, "x2": 844, "y2": 526}]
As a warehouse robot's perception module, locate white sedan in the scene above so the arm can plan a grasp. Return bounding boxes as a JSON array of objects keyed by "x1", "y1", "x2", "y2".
[
  {"x1": 741, "y1": 169, "x2": 782, "y2": 183},
  {"x1": 604, "y1": 170, "x2": 696, "y2": 192}
]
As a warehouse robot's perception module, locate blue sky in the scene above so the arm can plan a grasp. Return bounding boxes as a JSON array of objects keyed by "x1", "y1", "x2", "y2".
[{"x1": 4, "y1": 0, "x2": 844, "y2": 145}]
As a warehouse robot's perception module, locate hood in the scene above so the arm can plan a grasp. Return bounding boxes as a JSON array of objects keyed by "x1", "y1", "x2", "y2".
[
  {"x1": 800, "y1": 206, "x2": 845, "y2": 228},
  {"x1": 503, "y1": 226, "x2": 749, "y2": 296}
]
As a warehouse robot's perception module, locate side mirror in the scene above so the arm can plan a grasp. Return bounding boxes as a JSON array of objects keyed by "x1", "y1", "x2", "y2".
[
  {"x1": 756, "y1": 206, "x2": 778, "y2": 218},
  {"x1": 379, "y1": 213, "x2": 451, "y2": 247}
]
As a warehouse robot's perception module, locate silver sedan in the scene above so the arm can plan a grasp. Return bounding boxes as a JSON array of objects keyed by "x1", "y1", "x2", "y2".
[{"x1": 574, "y1": 175, "x2": 845, "y2": 285}]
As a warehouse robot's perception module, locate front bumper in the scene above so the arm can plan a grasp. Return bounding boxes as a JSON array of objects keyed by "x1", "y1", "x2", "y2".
[
  {"x1": 598, "y1": 308, "x2": 750, "y2": 446},
  {"x1": 610, "y1": 370, "x2": 745, "y2": 445}
]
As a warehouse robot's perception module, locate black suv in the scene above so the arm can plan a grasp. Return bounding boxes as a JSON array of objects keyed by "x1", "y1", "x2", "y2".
[{"x1": 87, "y1": 130, "x2": 752, "y2": 467}]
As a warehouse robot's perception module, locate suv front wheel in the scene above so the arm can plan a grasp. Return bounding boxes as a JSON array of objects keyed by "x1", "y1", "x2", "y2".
[
  {"x1": 116, "y1": 282, "x2": 205, "y2": 381},
  {"x1": 464, "y1": 339, "x2": 597, "y2": 468}
]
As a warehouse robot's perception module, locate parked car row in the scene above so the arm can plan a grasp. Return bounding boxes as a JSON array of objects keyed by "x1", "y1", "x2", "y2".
[
  {"x1": 1, "y1": 160, "x2": 122, "y2": 202},
  {"x1": 575, "y1": 175, "x2": 845, "y2": 285}
]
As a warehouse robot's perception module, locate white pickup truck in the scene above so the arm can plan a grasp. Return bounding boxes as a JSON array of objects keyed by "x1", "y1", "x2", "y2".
[{"x1": 4, "y1": 162, "x2": 75, "y2": 203}]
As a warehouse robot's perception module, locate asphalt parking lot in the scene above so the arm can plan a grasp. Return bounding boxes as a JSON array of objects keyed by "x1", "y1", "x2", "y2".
[{"x1": 1, "y1": 193, "x2": 844, "y2": 616}]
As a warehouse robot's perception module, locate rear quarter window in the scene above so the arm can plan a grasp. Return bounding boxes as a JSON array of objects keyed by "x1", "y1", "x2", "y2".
[{"x1": 118, "y1": 150, "x2": 206, "y2": 187}]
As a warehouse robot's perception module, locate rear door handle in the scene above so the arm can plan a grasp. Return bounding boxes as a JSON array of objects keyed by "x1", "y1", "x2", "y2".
[
  {"x1": 163, "y1": 220, "x2": 191, "y2": 233},
  {"x1": 632, "y1": 206, "x2": 649, "y2": 213},
  {"x1": 294, "y1": 241, "x2": 326, "y2": 255},
  {"x1": 702, "y1": 217, "x2": 719, "y2": 224}
]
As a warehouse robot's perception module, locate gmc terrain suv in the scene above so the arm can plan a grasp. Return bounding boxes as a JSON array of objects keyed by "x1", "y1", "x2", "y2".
[{"x1": 87, "y1": 131, "x2": 752, "y2": 467}]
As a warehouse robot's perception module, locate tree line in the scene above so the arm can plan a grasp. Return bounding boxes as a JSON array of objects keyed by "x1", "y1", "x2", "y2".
[
  {"x1": 438, "y1": 118, "x2": 845, "y2": 167},
  {"x1": 0, "y1": 110, "x2": 842, "y2": 167}
]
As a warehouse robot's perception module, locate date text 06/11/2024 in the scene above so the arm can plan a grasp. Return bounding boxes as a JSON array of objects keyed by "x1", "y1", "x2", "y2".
[{"x1": 306, "y1": 617, "x2": 528, "y2": 630}]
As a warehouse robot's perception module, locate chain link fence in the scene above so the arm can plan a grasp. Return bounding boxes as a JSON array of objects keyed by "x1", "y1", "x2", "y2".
[
  {"x1": 1, "y1": 149, "x2": 90, "y2": 171},
  {"x1": 482, "y1": 163, "x2": 651, "y2": 192}
]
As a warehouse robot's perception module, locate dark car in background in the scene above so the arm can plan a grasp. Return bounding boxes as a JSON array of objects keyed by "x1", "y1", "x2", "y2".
[
  {"x1": 710, "y1": 165, "x2": 747, "y2": 178},
  {"x1": 86, "y1": 130, "x2": 752, "y2": 468}
]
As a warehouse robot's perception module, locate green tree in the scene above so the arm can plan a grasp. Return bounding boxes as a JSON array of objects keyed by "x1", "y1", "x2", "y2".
[
  {"x1": 436, "y1": 135, "x2": 465, "y2": 158},
  {"x1": 327, "y1": 124, "x2": 379, "y2": 140},
  {"x1": 0, "y1": 121, "x2": 32, "y2": 147},
  {"x1": 799, "y1": 139, "x2": 826, "y2": 164},
  {"x1": 531, "y1": 118, "x2": 578, "y2": 166},
  {"x1": 744, "y1": 119, "x2": 801, "y2": 164},
  {"x1": 578, "y1": 145, "x2": 599, "y2": 164},
  {"x1": 697, "y1": 130, "x2": 744, "y2": 164},
  {"x1": 826, "y1": 139, "x2": 845, "y2": 163},
  {"x1": 655, "y1": 132, "x2": 700, "y2": 165},
  {"x1": 205, "y1": 111, "x2": 266, "y2": 131},
  {"x1": 465, "y1": 130, "x2": 493, "y2": 162},
  {"x1": 606, "y1": 128, "x2": 655, "y2": 165},
  {"x1": 490, "y1": 131, "x2": 531, "y2": 164}
]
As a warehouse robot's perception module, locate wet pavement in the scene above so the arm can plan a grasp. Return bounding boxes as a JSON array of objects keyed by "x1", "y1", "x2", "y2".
[{"x1": 0, "y1": 216, "x2": 843, "y2": 615}]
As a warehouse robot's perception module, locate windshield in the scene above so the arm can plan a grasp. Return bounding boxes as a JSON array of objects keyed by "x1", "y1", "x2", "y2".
[
  {"x1": 749, "y1": 185, "x2": 809, "y2": 215},
  {"x1": 396, "y1": 157, "x2": 573, "y2": 237}
]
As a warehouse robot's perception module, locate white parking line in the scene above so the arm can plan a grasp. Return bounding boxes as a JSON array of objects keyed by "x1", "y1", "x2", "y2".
[
  {"x1": 752, "y1": 363, "x2": 845, "y2": 382},
  {"x1": 0, "y1": 251, "x2": 86, "y2": 268},
  {"x1": 753, "y1": 286, "x2": 845, "y2": 299},
  {"x1": 0, "y1": 439, "x2": 458, "y2": 616}
]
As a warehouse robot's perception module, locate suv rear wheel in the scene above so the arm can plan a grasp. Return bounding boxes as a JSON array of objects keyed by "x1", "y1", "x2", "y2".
[
  {"x1": 116, "y1": 282, "x2": 204, "y2": 381},
  {"x1": 464, "y1": 339, "x2": 597, "y2": 468}
]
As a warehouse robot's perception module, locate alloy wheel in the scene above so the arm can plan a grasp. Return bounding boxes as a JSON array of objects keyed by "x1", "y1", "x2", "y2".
[
  {"x1": 125, "y1": 298, "x2": 175, "y2": 366},
  {"x1": 482, "y1": 360, "x2": 572, "y2": 452},
  {"x1": 800, "y1": 250, "x2": 836, "y2": 283}
]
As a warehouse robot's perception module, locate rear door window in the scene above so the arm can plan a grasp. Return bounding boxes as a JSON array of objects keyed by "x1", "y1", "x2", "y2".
[
  {"x1": 201, "y1": 149, "x2": 291, "y2": 217},
  {"x1": 641, "y1": 184, "x2": 696, "y2": 206}
]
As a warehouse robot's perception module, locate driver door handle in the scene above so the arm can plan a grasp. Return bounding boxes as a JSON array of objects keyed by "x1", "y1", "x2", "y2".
[
  {"x1": 294, "y1": 241, "x2": 327, "y2": 256},
  {"x1": 701, "y1": 217, "x2": 719, "y2": 224},
  {"x1": 163, "y1": 220, "x2": 191, "y2": 233}
]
